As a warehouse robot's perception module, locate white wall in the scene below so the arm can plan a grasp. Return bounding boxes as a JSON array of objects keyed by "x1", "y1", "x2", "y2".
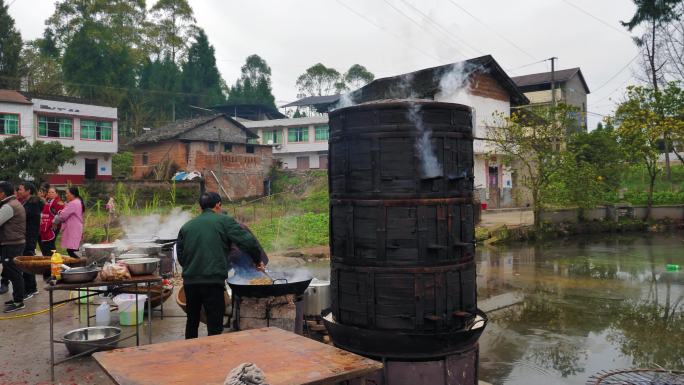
[
  {"x1": 58, "y1": 154, "x2": 113, "y2": 177},
  {"x1": 0, "y1": 103, "x2": 34, "y2": 140},
  {"x1": 32, "y1": 98, "x2": 118, "y2": 154}
]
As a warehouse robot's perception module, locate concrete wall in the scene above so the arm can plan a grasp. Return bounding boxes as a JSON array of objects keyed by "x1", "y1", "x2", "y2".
[
  {"x1": 0, "y1": 103, "x2": 33, "y2": 140},
  {"x1": 540, "y1": 205, "x2": 684, "y2": 223}
]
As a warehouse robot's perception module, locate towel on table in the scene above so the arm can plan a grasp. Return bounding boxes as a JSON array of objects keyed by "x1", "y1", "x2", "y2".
[{"x1": 224, "y1": 362, "x2": 269, "y2": 385}]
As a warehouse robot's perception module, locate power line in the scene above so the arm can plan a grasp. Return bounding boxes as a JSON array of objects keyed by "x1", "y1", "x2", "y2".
[
  {"x1": 335, "y1": 0, "x2": 444, "y2": 63},
  {"x1": 395, "y1": 0, "x2": 484, "y2": 57},
  {"x1": 444, "y1": 0, "x2": 537, "y2": 60},
  {"x1": 505, "y1": 59, "x2": 549, "y2": 74},
  {"x1": 592, "y1": 51, "x2": 641, "y2": 93},
  {"x1": 559, "y1": 0, "x2": 632, "y2": 38},
  {"x1": 381, "y1": 0, "x2": 471, "y2": 59}
]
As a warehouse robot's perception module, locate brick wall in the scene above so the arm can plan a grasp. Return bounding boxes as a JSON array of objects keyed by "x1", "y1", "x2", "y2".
[
  {"x1": 469, "y1": 72, "x2": 509, "y2": 102},
  {"x1": 133, "y1": 139, "x2": 274, "y2": 199},
  {"x1": 132, "y1": 141, "x2": 188, "y2": 178}
]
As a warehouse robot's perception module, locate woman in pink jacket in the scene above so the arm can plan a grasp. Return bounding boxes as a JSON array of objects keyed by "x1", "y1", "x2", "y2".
[{"x1": 54, "y1": 187, "x2": 85, "y2": 259}]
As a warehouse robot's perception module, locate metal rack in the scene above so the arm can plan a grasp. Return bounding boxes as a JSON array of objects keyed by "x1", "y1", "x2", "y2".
[{"x1": 46, "y1": 275, "x2": 162, "y2": 382}]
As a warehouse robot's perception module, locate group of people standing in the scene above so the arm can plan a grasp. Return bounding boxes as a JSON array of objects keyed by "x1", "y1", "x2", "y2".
[{"x1": 0, "y1": 181, "x2": 85, "y2": 313}]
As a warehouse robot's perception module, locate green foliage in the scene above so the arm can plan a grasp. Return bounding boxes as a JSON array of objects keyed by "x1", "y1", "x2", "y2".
[
  {"x1": 0, "y1": 0, "x2": 22, "y2": 89},
  {"x1": 296, "y1": 63, "x2": 342, "y2": 96},
  {"x1": 227, "y1": 54, "x2": 276, "y2": 107},
  {"x1": 20, "y1": 41, "x2": 63, "y2": 94},
  {"x1": 250, "y1": 212, "x2": 329, "y2": 252},
  {"x1": 138, "y1": 55, "x2": 182, "y2": 128},
  {"x1": 488, "y1": 103, "x2": 580, "y2": 229},
  {"x1": 0, "y1": 136, "x2": 76, "y2": 183},
  {"x1": 343, "y1": 64, "x2": 375, "y2": 90},
  {"x1": 148, "y1": 0, "x2": 196, "y2": 62},
  {"x1": 112, "y1": 151, "x2": 133, "y2": 179},
  {"x1": 613, "y1": 83, "x2": 684, "y2": 212},
  {"x1": 115, "y1": 182, "x2": 137, "y2": 216},
  {"x1": 180, "y1": 29, "x2": 225, "y2": 115}
]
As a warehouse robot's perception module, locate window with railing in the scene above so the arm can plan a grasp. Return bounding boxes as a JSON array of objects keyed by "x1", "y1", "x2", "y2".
[
  {"x1": 262, "y1": 130, "x2": 282, "y2": 144},
  {"x1": 288, "y1": 127, "x2": 308, "y2": 143},
  {"x1": 38, "y1": 116, "x2": 72, "y2": 138},
  {"x1": 315, "y1": 125, "x2": 329, "y2": 141},
  {"x1": 80, "y1": 120, "x2": 112, "y2": 140},
  {"x1": 0, "y1": 114, "x2": 19, "y2": 135}
]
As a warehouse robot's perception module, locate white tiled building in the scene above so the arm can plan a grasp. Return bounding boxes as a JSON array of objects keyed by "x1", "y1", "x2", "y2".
[
  {"x1": 242, "y1": 116, "x2": 329, "y2": 170},
  {"x1": 0, "y1": 90, "x2": 118, "y2": 184}
]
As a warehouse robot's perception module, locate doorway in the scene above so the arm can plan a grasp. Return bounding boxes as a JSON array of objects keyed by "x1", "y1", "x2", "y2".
[
  {"x1": 296, "y1": 156, "x2": 310, "y2": 170},
  {"x1": 85, "y1": 158, "x2": 98, "y2": 180}
]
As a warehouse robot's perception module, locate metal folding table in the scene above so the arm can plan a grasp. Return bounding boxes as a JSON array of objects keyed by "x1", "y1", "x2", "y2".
[{"x1": 46, "y1": 274, "x2": 162, "y2": 382}]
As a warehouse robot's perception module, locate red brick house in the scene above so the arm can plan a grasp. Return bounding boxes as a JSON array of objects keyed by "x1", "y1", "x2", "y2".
[{"x1": 129, "y1": 113, "x2": 273, "y2": 199}]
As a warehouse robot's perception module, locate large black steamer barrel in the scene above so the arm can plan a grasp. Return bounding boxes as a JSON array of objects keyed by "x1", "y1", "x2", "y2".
[
  {"x1": 328, "y1": 100, "x2": 474, "y2": 199},
  {"x1": 330, "y1": 198, "x2": 475, "y2": 267}
]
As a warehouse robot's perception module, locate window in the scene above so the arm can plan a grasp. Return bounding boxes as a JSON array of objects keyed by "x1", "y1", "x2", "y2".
[
  {"x1": 262, "y1": 130, "x2": 282, "y2": 144},
  {"x1": 208, "y1": 142, "x2": 216, "y2": 152},
  {"x1": 247, "y1": 138, "x2": 259, "y2": 144},
  {"x1": 80, "y1": 120, "x2": 112, "y2": 140},
  {"x1": 288, "y1": 127, "x2": 308, "y2": 143},
  {"x1": 142, "y1": 152, "x2": 149, "y2": 165},
  {"x1": 0, "y1": 114, "x2": 19, "y2": 135},
  {"x1": 315, "y1": 125, "x2": 329, "y2": 141},
  {"x1": 246, "y1": 144, "x2": 255, "y2": 154},
  {"x1": 223, "y1": 143, "x2": 233, "y2": 152},
  {"x1": 38, "y1": 116, "x2": 72, "y2": 138}
]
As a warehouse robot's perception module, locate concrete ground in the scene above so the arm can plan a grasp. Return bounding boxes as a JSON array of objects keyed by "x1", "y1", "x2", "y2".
[
  {"x1": 479, "y1": 208, "x2": 533, "y2": 228},
  {"x1": 0, "y1": 286, "x2": 188, "y2": 385}
]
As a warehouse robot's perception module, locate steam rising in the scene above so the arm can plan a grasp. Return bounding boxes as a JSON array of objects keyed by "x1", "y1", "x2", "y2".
[
  {"x1": 407, "y1": 103, "x2": 442, "y2": 179},
  {"x1": 335, "y1": 93, "x2": 355, "y2": 109},
  {"x1": 120, "y1": 207, "x2": 193, "y2": 240}
]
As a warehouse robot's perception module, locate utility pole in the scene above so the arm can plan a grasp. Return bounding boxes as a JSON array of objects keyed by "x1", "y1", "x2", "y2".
[
  {"x1": 217, "y1": 126, "x2": 223, "y2": 197},
  {"x1": 549, "y1": 57, "x2": 558, "y2": 107}
]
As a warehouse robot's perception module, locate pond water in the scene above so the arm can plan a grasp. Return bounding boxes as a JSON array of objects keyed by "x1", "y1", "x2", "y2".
[{"x1": 477, "y1": 233, "x2": 684, "y2": 385}]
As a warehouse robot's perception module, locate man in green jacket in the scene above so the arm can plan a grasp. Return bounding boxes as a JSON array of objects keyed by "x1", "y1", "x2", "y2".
[{"x1": 177, "y1": 192, "x2": 264, "y2": 339}]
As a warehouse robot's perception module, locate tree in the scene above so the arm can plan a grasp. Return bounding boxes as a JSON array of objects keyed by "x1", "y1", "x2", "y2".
[
  {"x1": 0, "y1": 136, "x2": 76, "y2": 183},
  {"x1": 21, "y1": 41, "x2": 64, "y2": 94},
  {"x1": 227, "y1": 54, "x2": 276, "y2": 107},
  {"x1": 0, "y1": 0, "x2": 22, "y2": 89},
  {"x1": 148, "y1": 0, "x2": 196, "y2": 62},
  {"x1": 488, "y1": 103, "x2": 579, "y2": 230},
  {"x1": 547, "y1": 127, "x2": 626, "y2": 217},
  {"x1": 180, "y1": 29, "x2": 225, "y2": 114},
  {"x1": 659, "y1": 3, "x2": 684, "y2": 82},
  {"x1": 62, "y1": 22, "x2": 137, "y2": 106},
  {"x1": 622, "y1": 0, "x2": 682, "y2": 180},
  {"x1": 612, "y1": 83, "x2": 684, "y2": 219},
  {"x1": 296, "y1": 63, "x2": 342, "y2": 96},
  {"x1": 343, "y1": 64, "x2": 375, "y2": 90},
  {"x1": 138, "y1": 54, "x2": 182, "y2": 127}
]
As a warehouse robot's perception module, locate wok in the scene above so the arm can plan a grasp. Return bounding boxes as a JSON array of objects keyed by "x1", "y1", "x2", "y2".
[{"x1": 227, "y1": 271, "x2": 312, "y2": 298}]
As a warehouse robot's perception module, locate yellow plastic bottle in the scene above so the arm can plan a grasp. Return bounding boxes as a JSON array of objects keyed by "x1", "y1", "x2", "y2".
[{"x1": 51, "y1": 251, "x2": 63, "y2": 280}]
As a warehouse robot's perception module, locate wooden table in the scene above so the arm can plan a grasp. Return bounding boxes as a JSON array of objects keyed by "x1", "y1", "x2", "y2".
[
  {"x1": 94, "y1": 327, "x2": 383, "y2": 385},
  {"x1": 46, "y1": 275, "x2": 162, "y2": 382}
]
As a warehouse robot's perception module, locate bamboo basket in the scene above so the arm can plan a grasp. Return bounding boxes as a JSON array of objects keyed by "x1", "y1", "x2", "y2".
[
  {"x1": 176, "y1": 285, "x2": 231, "y2": 324},
  {"x1": 14, "y1": 256, "x2": 86, "y2": 275}
]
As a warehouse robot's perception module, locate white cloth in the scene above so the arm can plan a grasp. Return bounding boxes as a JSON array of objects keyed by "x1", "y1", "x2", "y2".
[
  {"x1": 0, "y1": 202, "x2": 13, "y2": 226},
  {"x1": 224, "y1": 363, "x2": 269, "y2": 385}
]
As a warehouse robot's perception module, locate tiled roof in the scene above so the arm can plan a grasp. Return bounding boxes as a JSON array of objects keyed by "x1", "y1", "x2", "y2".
[
  {"x1": 0, "y1": 89, "x2": 32, "y2": 105},
  {"x1": 511, "y1": 68, "x2": 590, "y2": 93},
  {"x1": 128, "y1": 113, "x2": 257, "y2": 146}
]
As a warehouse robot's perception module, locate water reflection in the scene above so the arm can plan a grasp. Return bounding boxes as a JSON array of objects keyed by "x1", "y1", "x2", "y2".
[{"x1": 477, "y1": 234, "x2": 684, "y2": 385}]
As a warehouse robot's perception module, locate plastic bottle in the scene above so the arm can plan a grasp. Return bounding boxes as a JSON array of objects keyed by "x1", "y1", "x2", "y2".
[
  {"x1": 95, "y1": 302, "x2": 111, "y2": 326},
  {"x1": 50, "y1": 251, "x2": 63, "y2": 280}
]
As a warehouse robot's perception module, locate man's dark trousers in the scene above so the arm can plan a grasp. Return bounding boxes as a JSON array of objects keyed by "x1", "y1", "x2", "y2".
[
  {"x1": 183, "y1": 284, "x2": 225, "y2": 339},
  {"x1": 1, "y1": 244, "x2": 26, "y2": 303}
]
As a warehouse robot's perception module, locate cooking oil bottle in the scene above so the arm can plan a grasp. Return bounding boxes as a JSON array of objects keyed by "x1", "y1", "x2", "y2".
[{"x1": 51, "y1": 251, "x2": 63, "y2": 280}]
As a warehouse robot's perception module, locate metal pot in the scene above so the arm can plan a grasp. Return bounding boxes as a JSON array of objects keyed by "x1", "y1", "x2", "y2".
[
  {"x1": 63, "y1": 326, "x2": 121, "y2": 356},
  {"x1": 303, "y1": 279, "x2": 331, "y2": 316},
  {"x1": 61, "y1": 266, "x2": 100, "y2": 283},
  {"x1": 123, "y1": 257, "x2": 160, "y2": 276},
  {"x1": 82, "y1": 243, "x2": 117, "y2": 265},
  {"x1": 227, "y1": 271, "x2": 312, "y2": 298},
  {"x1": 127, "y1": 242, "x2": 162, "y2": 255},
  {"x1": 117, "y1": 253, "x2": 148, "y2": 260}
]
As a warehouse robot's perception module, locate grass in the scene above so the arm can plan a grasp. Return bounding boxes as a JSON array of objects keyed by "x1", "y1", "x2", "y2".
[{"x1": 605, "y1": 164, "x2": 684, "y2": 205}]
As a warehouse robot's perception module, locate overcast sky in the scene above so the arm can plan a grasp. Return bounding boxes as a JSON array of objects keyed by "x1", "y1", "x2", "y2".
[{"x1": 9, "y1": 0, "x2": 641, "y2": 128}]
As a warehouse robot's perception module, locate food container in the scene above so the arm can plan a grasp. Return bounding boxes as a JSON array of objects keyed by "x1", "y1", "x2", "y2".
[
  {"x1": 128, "y1": 243, "x2": 162, "y2": 255},
  {"x1": 117, "y1": 253, "x2": 148, "y2": 260},
  {"x1": 61, "y1": 266, "x2": 101, "y2": 284},
  {"x1": 123, "y1": 257, "x2": 160, "y2": 276},
  {"x1": 63, "y1": 326, "x2": 121, "y2": 355},
  {"x1": 302, "y1": 279, "x2": 331, "y2": 316},
  {"x1": 82, "y1": 243, "x2": 117, "y2": 265}
]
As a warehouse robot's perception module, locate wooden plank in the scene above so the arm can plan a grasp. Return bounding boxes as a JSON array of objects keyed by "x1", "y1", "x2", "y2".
[
  {"x1": 94, "y1": 327, "x2": 382, "y2": 385},
  {"x1": 46, "y1": 275, "x2": 162, "y2": 291}
]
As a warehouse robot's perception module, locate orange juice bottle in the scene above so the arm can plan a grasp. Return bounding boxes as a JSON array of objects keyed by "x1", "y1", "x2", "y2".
[{"x1": 51, "y1": 251, "x2": 63, "y2": 280}]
